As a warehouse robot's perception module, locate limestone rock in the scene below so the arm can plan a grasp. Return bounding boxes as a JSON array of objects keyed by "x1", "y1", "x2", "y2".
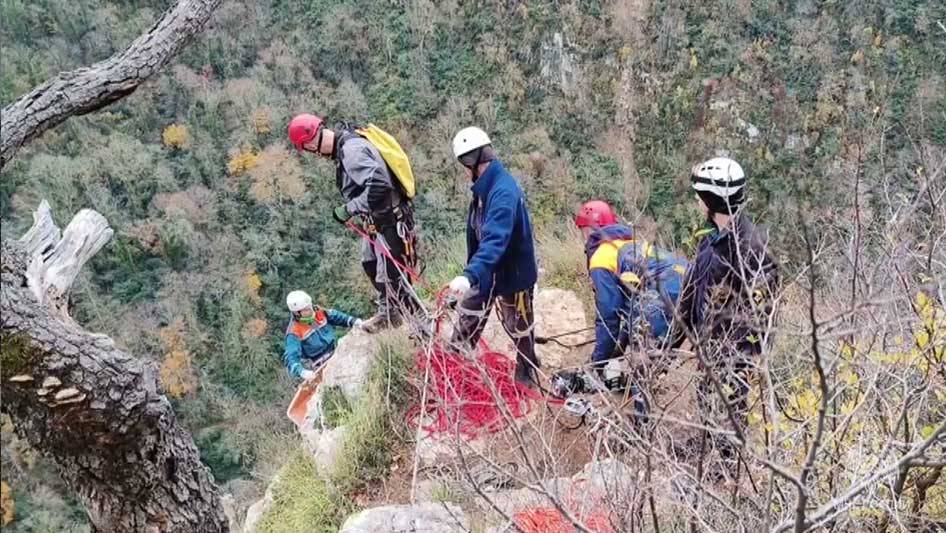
[
  {"x1": 480, "y1": 288, "x2": 590, "y2": 370},
  {"x1": 294, "y1": 328, "x2": 380, "y2": 474},
  {"x1": 339, "y1": 503, "x2": 469, "y2": 533},
  {"x1": 320, "y1": 329, "x2": 380, "y2": 401},
  {"x1": 242, "y1": 476, "x2": 277, "y2": 533},
  {"x1": 481, "y1": 459, "x2": 637, "y2": 530},
  {"x1": 301, "y1": 425, "x2": 348, "y2": 477}
]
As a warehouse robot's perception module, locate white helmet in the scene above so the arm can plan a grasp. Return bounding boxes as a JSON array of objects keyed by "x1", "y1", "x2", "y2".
[
  {"x1": 690, "y1": 157, "x2": 746, "y2": 199},
  {"x1": 286, "y1": 290, "x2": 313, "y2": 313},
  {"x1": 452, "y1": 126, "x2": 491, "y2": 159}
]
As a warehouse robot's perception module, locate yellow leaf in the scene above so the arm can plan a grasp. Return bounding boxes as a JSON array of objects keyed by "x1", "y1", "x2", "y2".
[
  {"x1": 228, "y1": 148, "x2": 260, "y2": 176},
  {"x1": 0, "y1": 481, "x2": 13, "y2": 526},
  {"x1": 843, "y1": 370, "x2": 859, "y2": 386},
  {"x1": 840, "y1": 400, "x2": 856, "y2": 416},
  {"x1": 840, "y1": 341, "x2": 855, "y2": 360},
  {"x1": 920, "y1": 425, "x2": 935, "y2": 440},
  {"x1": 689, "y1": 49, "x2": 698, "y2": 70},
  {"x1": 162, "y1": 124, "x2": 189, "y2": 149},
  {"x1": 916, "y1": 330, "x2": 930, "y2": 349},
  {"x1": 244, "y1": 271, "x2": 263, "y2": 301},
  {"x1": 915, "y1": 291, "x2": 931, "y2": 312},
  {"x1": 747, "y1": 411, "x2": 763, "y2": 427}
]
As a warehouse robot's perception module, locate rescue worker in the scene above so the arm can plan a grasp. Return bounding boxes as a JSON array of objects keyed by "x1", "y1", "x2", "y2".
[
  {"x1": 552, "y1": 200, "x2": 688, "y2": 400},
  {"x1": 446, "y1": 127, "x2": 541, "y2": 386},
  {"x1": 287, "y1": 114, "x2": 420, "y2": 333},
  {"x1": 674, "y1": 156, "x2": 779, "y2": 465},
  {"x1": 283, "y1": 290, "x2": 365, "y2": 381},
  {"x1": 576, "y1": 200, "x2": 689, "y2": 367}
]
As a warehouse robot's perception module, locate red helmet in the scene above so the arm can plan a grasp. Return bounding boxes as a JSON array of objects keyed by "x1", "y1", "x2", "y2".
[
  {"x1": 575, "y1": 200, "x2": 618, "y2": 228},
  {"x1": 287, "y1": 114, "x2": 324, "y2": 150}
]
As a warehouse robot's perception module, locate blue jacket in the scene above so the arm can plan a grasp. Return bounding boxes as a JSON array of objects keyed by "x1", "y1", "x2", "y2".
[
  {"x1": 585, "y1": 224, "x2": 688, "y2": 362},
  {"x1": 283, "y1": 308, "x2": 357, "y2": 379},
  {"x1": 463, "y1": 160, "x2": 538, "y2": 297}
]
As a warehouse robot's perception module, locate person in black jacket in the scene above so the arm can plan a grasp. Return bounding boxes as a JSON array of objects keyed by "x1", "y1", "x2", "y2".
[
  {"x1": 676, "y1": 157, "x2": 779, "y2": 444},
  {"x1": 446, "y1": 127, "x2": 541, "y2": 386}
]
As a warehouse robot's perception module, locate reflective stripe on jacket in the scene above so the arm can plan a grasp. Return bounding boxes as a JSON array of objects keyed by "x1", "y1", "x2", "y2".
[
  {"x1": 282, "y1": 308, "x2": 356, "y2": 378},
  {"x1": 585, "y1": 224, "x2": 688, "y2": 361}
]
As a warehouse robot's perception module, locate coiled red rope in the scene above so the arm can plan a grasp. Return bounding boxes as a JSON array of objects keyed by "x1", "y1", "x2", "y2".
[
  {"x1": 344, "y1": 221, "x2": 548, "y2": 437},
  {"x1": 407, "y1": 340, "x2": 542, "y2": 437}
]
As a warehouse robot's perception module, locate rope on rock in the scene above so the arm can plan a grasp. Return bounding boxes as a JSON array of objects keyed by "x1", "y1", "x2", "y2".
[
  {"x1": 406, "y1": 338, "x2": 544, "y2": 437},
  {"x1": 512, "y1": 507, "x2": 614, "y2": 533},
  {"x1": 346, "y1": 222, "x2": 557, "y2": 437}
]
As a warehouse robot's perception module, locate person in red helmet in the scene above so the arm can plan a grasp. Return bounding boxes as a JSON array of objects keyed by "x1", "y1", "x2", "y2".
[
  {"x1": 555, "y1": 200, "x2": 688, "y2": 398},
  {"x1": 574, "y1": 200, "x2": 619, "y2": 239},
  {"x1": 287, "y1": 114, "x2": 421, "y2": 333}
]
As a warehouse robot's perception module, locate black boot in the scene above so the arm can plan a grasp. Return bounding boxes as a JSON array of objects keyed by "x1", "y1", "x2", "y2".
[
  {"x1": 514, "y1": 361, "x2": 537, "y2": 387},
  {"x1": 514, "y1": 349, "x2": 540, "y2": 387}
]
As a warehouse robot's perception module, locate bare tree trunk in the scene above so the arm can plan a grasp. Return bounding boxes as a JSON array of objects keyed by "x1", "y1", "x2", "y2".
[
  {"x1": 1, "y1": 204, "x2": 227, "y2": 532},
  {"x1": 0, "y1": 0, "x2": 221, "y2": 169}
]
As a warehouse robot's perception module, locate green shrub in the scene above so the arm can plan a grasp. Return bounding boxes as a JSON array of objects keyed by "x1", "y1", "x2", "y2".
[{"x1": 256, "y1": 335, "x2": 412, "y2": 532}]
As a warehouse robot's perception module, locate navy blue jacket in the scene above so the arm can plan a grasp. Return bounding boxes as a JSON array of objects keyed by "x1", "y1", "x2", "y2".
[
  {"x1": 585, "y1": 225, "x2": 688, "y2": 362},
  {"x1": 463, "y1": 160, "x2": 538, "y2": 297}
]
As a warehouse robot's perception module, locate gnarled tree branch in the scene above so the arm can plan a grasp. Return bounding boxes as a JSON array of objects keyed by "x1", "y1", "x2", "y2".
[
  {"x1": 0, "y1": 0, "x2": 222, "y2": 169},
  {"x1": 1, "y1": 204, "x2": 226, "y2": 532}
]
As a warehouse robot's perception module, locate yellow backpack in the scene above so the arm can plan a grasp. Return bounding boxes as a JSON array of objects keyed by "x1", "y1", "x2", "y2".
[{"x1": 355, "y1": 124, "x2": 416, "y2": 199}]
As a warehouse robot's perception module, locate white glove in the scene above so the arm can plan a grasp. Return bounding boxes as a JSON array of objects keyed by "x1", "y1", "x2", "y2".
[
  {"x1": 448, "y1": 275, "x2": 471, "y2": 295},
  {"x1": 353, "y1": 319, "x2": 365, "y2": 329},
  {"x1": 300, "y1": 369, "x2": 318, "y2": 381}
]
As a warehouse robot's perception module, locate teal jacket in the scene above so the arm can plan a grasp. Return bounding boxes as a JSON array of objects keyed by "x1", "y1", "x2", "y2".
[{"x1": 283, "y1": 309, "x2": 357, "y2": 379}]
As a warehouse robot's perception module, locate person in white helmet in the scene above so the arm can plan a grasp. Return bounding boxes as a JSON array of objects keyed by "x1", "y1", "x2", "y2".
[
  {"x1": 674, "y1": 156, "x2": 779, "y2": 469},
  {"x1": 283, "y1": 290, "x2": 365, "y2": 381},
  {"x1": 445, "y1": 127, "x2": 541, "y2": 386}
]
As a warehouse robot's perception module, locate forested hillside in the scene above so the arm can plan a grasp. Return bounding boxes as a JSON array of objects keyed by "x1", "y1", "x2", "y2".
[{"x1": 1, "y1": 0, "x2": 943, "y2": 530}]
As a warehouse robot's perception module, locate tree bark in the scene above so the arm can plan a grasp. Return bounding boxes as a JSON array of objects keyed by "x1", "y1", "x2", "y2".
[
  {"x1": 1, "y1": 206, "x2": 227, "y2": 532},
  {"x1": 0, "y1": 0, "x2": 222, "y2": 169}
]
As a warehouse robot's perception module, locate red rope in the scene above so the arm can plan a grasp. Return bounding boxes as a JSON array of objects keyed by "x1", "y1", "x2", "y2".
[
  {"x1": 406, "y1": 341, "x2": 543, "y2": 437},
  {"x1": 512, "y1": 507, "x2": 614, "y2": 533},
  {"x1": 404, "y1": 289, "x2": 550, "y2": 437},
  {"x1": 345, "y1": 221, "x2": 425, "y2": 286},
  {"x1": 344, "y1": 222, "x2": 551, "y2": 437}
]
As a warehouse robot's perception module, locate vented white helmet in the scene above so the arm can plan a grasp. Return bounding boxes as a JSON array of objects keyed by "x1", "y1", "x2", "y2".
[
  {"x1": 690, "y1": 157, "x2": 746, "y2": 198},
  {"x1": 452, "y1": 127, "x2": 492, "y2": 159},
  {"x1": 286, "y1": 290, "x2": 313, "y2": 313}
]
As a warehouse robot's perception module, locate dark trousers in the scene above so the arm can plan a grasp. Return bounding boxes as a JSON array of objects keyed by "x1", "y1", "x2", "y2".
[
  {"x1": 362, "y1": 221, "x2": 420, "y2": 319},
  {"x1": 451, "y1": 288, "x2": 539, "y2": 378},
  {"x1": 695, "y1": 338, "x2": 758, "y2": 471}
]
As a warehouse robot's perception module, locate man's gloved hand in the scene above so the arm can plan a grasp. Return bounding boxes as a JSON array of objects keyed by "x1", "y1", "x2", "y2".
[
  {"x1": 353, "y1": 319, "x2": 365, "y2": 329},
  {"x1": 332, "y1": 204, "x2": 352, "y2": 224},
  {"x1": 448, "y1": 275, "x2": 471, "y2": 297},
  {"x1": 300, "y1": 369, "x2": 318, "y2": 381}
]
